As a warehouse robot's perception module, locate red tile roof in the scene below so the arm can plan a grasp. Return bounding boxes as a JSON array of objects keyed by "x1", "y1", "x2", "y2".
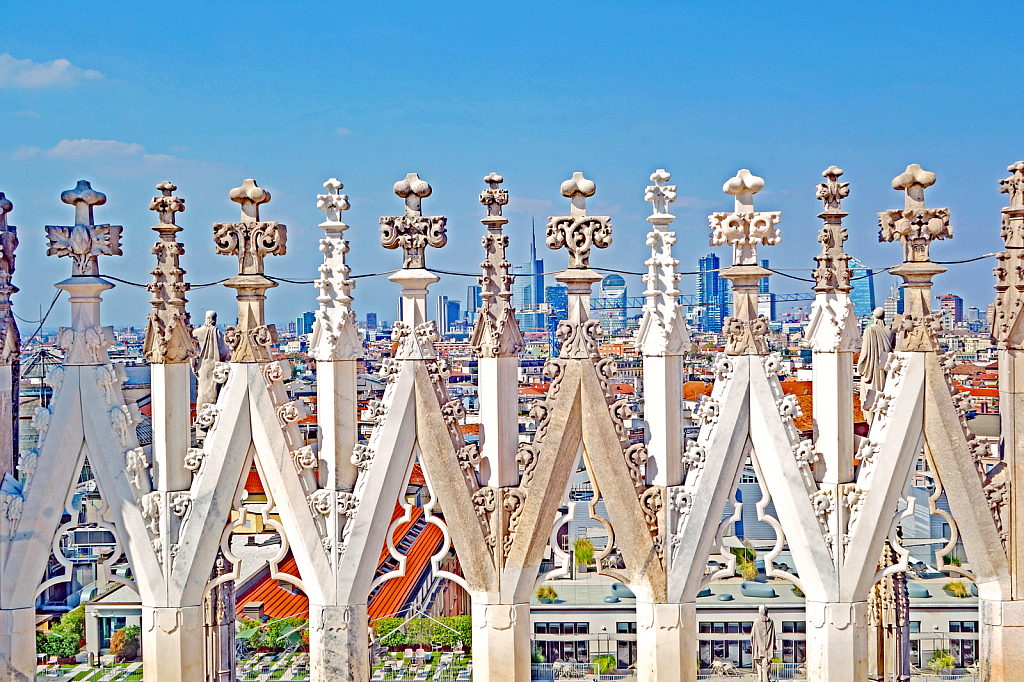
[{"x1": 235, "y1": 554, "x2": 307, "y2": 620}]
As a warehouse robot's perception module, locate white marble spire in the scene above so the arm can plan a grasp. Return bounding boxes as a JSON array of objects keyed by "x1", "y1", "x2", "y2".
[{"x1": 311, "y1": 178, "x2": 360, "y2": 361}]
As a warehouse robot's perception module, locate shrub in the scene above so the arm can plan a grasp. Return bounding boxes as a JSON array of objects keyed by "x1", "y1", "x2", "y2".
[
  {"x1": 928, "y1": 649, "x2": 955, "y2": 673},
  {"x1": 730, "y1": 546, "x2": 756, "y2": 564},
  {"x1": 573, "y1": 538, "x2": 595, "y2": 567},
  {"x1": 532, "y1": 647, "x2": 545, "y2": 663},
  {"x1": 36, "y1": 631, "x2": 48, "y2": 655},
  {"x1": 435, "y1": 616, "x2": 470, "y2": 649},
  {"x1": 372, "y1": 618, "x2": 408, "y2": 648},
  {"x1": 536, "y1": 585, "x2": 558, "y2": 601},
  {"x1": 45, "y1": 632, "x2": 80, "y2": 659},
  {"x1": 593, "y1": 654, "x2": 617, "y2": 673},
  {"x1": 110, "y1": 626, "x2": 139, "y2": 662},
  {"x1": 944, "y1": 555, "x2": 962, "y2": 567},
  {"x1": 52, "y1": 606, "x2": 85, "y2": 641},
  {"x1": 944, "y1": 580, "x2": 969, "y2": 598}
]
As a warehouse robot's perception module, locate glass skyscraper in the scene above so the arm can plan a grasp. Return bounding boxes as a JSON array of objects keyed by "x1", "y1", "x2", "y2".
[
  {"x1": 698, "y1": 253, "x2": 729, "y2": 332},
  {"x1": 848, "y1": 256, "x2": 875, "y2": 318},
  {"x1": 513, "y1": 225, "x2": 545, "y2": 333},
  {"x1": 598, "y1": 274, "x2": 627, "y2": 333}
]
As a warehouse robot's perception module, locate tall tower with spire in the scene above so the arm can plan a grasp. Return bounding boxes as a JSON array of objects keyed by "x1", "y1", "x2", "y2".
[{"x1": 512, "y1": 217, "x2": 545, "y2": 333}]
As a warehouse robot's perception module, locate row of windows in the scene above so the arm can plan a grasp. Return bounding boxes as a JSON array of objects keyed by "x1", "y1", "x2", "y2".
[
  {"x1": 698, "y1": 639, "x2": 806, "y2": 666},
  {"x1": 534, "y1": 622, "x2": 590, "y2": 635},
  {"x1": 698, "y1": 621, "x2": 805, "y2": 635}
]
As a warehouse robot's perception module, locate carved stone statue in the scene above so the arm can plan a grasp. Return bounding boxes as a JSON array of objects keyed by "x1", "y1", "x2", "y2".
[
  {"x1": 751, "y1": 605, "x2": 776, "y2": 682},
  {"x1": 858, "y1": 308, "x2": 894, "y2": 422},
  {"x1": 193, "y1": 311, "x2": 230, "y2": 408}
]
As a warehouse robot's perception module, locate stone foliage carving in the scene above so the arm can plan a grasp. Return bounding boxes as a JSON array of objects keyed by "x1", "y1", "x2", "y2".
[
  {"x1": 45, "y1": 181, "x2": 122, "y2": 276},
  {"x1": 143, "y1": 181, "x2": 194, "y2": 363},
  {"x1": 546, "y1": 172, "x2": 612, "y2": 269},
  {"x1": 709, "y1": 170, "x2": 781, "y2": 266},
  {"x1": 638, "y1": 169, "x2": 690, "y2": 357},
  {"x1": 213, "y1": 179, "x2": 285, "y2": 363},
  {"x1": 878, "y1": 164, "x2": 951, "y2": 263},
  {"x1": 379, "y1": 173, "x2": 447, "y2": 269},
  {"x1": 993, "y1": 161, "x2": 1024, "y2": 348},
  {"x1": 311, "y1": 178, "x2": 361, "y2": 361},
  {"x1": 471, "y1": 173, "x2": 524, "y2": 357}
]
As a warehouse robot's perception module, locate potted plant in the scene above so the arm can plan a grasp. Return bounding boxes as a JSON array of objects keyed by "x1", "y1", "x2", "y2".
[
  {"x1": 574, "y1": 537, "x2": 595, "y2": 573},
  {"x1": 536, "y1": 585, "x2": 558, "y2": 604},
  {"x1": 928, "y1": 649, "x2": 955, "y2": 674}
]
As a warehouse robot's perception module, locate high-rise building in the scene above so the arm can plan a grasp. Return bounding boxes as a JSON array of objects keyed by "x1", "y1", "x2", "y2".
[
  {"x1": 436, "y1": 296, "x2": 460, "y2": 334},
  {"x1": 296, "y1": 311, "x2": 316, "y2": 335},
  {"x1": 967, "y1": 306, "x2": 979, "y2": 322},
  {"x1": 759, "y1": 259, "x2": 769, "y2": 294},
  {"x1": 698, "y1": 253, "x2": 729, "y2": 332},
  {"x1": 938, "y1": 294, "x2": 964, "y2": 324},
  {"x1": 513, "y1": 223, "x2": 545, "y2": 332},
  {"x1": 848, "y1": 256, "x2": 876, "y2": 318},
  {"x1": 466, "y1": 285, "x2": 482, "y2": 322},
  {"x1": 883, "y1": 282, "x2": 903, "y2": 323},
  {"x1": 545, "y1": 285, "x2": 568, "y2": 321},
  {"x1": 597, "y1": 274, "x2": 627, "y2": 334},
  {"x1": 365, "y1": 312, "x2": 377, "y2": 330}
]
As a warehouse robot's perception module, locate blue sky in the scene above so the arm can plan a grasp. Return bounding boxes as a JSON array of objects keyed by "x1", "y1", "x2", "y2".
[{"x1": 1, "y1": 2, "x2": 1022, "y2": 329}]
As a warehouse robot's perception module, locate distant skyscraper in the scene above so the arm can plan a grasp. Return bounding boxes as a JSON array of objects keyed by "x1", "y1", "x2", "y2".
[
  {"x1": 436, "y1": 296, "x2": 460, "y2": 334},
  {"x1": 698, "y1": 253, "x2": 729, "y2": 332},
  {"x1": 597, "y1": 274, "x2": 627, "y2": 333},
  {"x1": 848, "y1": 256, "x2": 876, "y2": 318},
  {"x1": 545, "y1": 285, "x2": 568, "y2": 321},
  {"x1": 759, "y1": 259, "x2": 769, "y2": 294},
  {"x1": 466, "y1": 285, "x2": 482, "y2": 322},
  {"x1": 967, "y1": 306, "x2": 979, "y2": 322},
  {"x1": 513, "y1": 222, "x2": 545, "y2": 332},
  {"x1": 365, "y1": 312, "x2": 377, "y2": 330},
  {"x1": 938, "y1": 293, "x2": 964, "y2": 323},
  {"x1": 296, "y1": 311, "x2": 316, "y2": 335}
]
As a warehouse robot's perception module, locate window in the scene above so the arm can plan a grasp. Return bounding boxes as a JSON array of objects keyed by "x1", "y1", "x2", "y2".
[
  {"x1": 781, "y1": 621, "x2": 805, "y2": 634},
  {"x1": 99, "y1": 617, "x2": 126, "y2": 651},
  {"x1": 616, "y1": 622, "x2": 637, "y2": 634},
  {"x1": 535, "y1": 623, "x2": 548, "y2": 634},
  {"x1": 740, "y1": 469, "x2": 757, "y2": 483},
  {"x1": 909, "y1": 622, "x2": 920, "y2": 633}
]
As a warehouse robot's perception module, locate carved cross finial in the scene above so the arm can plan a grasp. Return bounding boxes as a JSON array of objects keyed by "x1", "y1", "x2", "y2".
[
  {"x1": 547, "y1": 172, "x2": 611, "y2": 269},
  {"x1": 317, "y1": 178, "x2": 350, "y2": 224},
  {"x1": 380, "y1": 173, "x2": 447, "y2": 269},
  {"x1": 62, "y1": 180, "x2": 106, "y2": 226},
  {"x1": 645, "y1": 169, "x2": 677, "y2": 219},
  {"x1": 878, "y1": 164, "x2": 950, "y2": 263},
  {"x1": 892, "y1": 163, "x2": 936, "y2": 210},
  {"x1": 812, "y1": 166, "x2": 852, "y2": 293},
  {"x1": 1000, "y1": 161, "x2": 1024, "y2": 210},
  {"x1": 0, "y1": 193, "x2": 11, "y2": 231},
  {"x1": 149, "y1": 181, "x2": 185, "y2": 226},
  {"x1": 709, "y1": 169, "x2": 781, "y2": 266},
  {"x1": 395, "y1": 172, "x2": 432, "y2": 216},
  {"x1": 723, "y1": 169, "x2": 764, "y2": 213},
  {"x1": 229, "y1": 178, "x2": 271, "y2": 223},
  {"x1": 214, "y1": 179, "x2": 286, "y2": 276},
  {"x1": 816, "y1": 166, "x2": 850, "y2": 213},
  {"x1": 479, "y1": 172, "x2": 508, "y2": 218},
  {"x1": 46, "y1": 180, "x2": 122, "y2": 276},
  {"x1": 560, "y1": 171, "x2": 597, "y2": 219}
]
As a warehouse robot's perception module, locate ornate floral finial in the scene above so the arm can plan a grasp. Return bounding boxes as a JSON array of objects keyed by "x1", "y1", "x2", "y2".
[
  {"x1": 311, "y1": 177, "x2": 359, "y2": 361},
  {"x1": 143, "y1": 181, "x2": 194, "y2": 363},
  {"x1": 1000, "y1": 161, "x2": 1024, "y2": 211},
  {"x1": 471, "y1": 173, "x2": 523, "y2": 357},
  {"x1": 317, "y1": 178, "x2": 350, "y2": 223},
  {"x1": 816, "y1": 166, "x2": 850, "y2": 214},
  {"x1": 812, "y1": 166, "x2": 852, "y2": 293},
  {"x1": 45, "y1": 180, "x2": 123, "y2": 277},
  {"x1": 639, "y1": 169, "x2": 689, "y2": 356},
  {"x1": 709, "y1": 169, "x2": 780, "y2": 266},
  {"x1": 0, "y1": 193, "x2": 12, "y2": 230},
  {"x1": 546, "y1": 172, "x2": 612, "y2": 269},
  {"x1": 379, "y1": 173, "x2": 447, "y2": 269},
  {"x1": 213, "y1": 179, "x2": 286, "y2": 362},
  {"x1": 878, "y1": 164, "x2": 951, "y2": 263}
]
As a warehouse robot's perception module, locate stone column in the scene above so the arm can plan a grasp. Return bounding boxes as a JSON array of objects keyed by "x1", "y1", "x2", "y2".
[
  {"x1": 473, "y1": 173, "x2": 524, "y2": 489},
  {"x1": 639, "y1": 170, "x2": 689, "y2": 488},
  {"x1": 805, "y1": 601, "x2": 868, "y2": 682},
  {"x1": 0, "y1": 194, "x2": 17, "y2": 482},
  {"x1": 0, "y1": 607, "x2": 34, "y2": 682},
  {"x1": 470, "y1": 601, "x2": 530, "y2": 682},
  {"x1": 141, "y1": 606, "x2": 204, "y2": 682},
  {"x1": 308, "y1": 604, "x2": 369, "y2": 682},
  {"x1": 635, "y1": 601, "x2": 694, "y2": 682},
  {"x1": 991, "y1": 160, "x2": 1024, "y2": 681}
]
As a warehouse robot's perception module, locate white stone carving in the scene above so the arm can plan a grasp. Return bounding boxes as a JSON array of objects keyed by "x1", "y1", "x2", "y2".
[
  {"x1": 546, "y1": 172, "x2": 612, "y2": 269},
  {"x1": 311, "y1": 178, "x2": 361, "y2": 361},
  {"x1": 379, "y1": 173, "x2": 447, "y2": 269},
  {"x1": 709, "y1": 170, "x2": 781, "y2": 266}
]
